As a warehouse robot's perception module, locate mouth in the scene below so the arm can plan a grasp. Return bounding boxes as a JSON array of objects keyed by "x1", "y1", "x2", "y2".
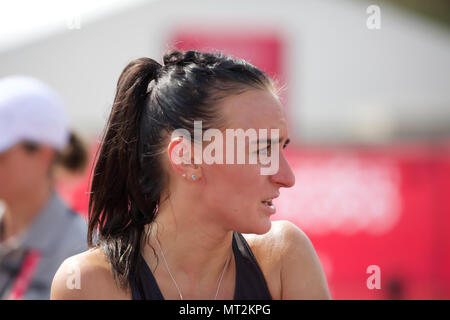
[
  {"x1": 261, "y1": 199, "x2": 274, "y2": 208},
  {"x1": 261, "y1": 195, "x2": 278, "y2": 213}
]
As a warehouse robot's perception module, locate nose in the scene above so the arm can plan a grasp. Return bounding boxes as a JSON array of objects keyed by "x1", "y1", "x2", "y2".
[{"x1": 270, "y1": 152, "x2": 295, "y2": 188}]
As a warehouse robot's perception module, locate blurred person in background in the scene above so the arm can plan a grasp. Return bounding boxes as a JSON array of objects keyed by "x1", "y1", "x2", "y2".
[
  {"x1": 51, "y1": 50, "x2": 330, "y2": 300},
  {"x1": 0, "y1": 75, "x2": 88, "y2": 299}
]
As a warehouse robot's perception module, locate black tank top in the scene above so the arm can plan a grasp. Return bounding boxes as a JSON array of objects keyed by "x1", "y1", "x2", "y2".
[{"x1": 129, "y1": 231, "x2": 273, "y2": 300}]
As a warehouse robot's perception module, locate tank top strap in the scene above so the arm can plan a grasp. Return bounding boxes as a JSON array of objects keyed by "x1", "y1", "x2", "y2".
[
  {"x1": 129, "y1": 254, "x2": 164, "y2": 300},
  {"x1": 232, "y1": 232, "x2": 273, "y2": 300}
]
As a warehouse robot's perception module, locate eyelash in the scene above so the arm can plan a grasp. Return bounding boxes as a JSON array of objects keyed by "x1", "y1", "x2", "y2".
[{"x1": 257, "y1": 144, "x2": 288, "y2": 154}]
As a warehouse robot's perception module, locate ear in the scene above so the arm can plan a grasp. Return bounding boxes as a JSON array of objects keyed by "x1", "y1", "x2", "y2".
[
  {"x1": 167, "y1": 136, "x2": 202, "y2": 180},
  {"x1": 167, "y1": 136, "x2": 192, "y2": 174}
]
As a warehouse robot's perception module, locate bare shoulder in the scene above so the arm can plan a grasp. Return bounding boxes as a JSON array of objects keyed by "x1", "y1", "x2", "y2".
[
  {"x1": 242, "y1": 220, "x2": 306, "y2": 256},
  {"x1": 276, "y1": 220, "x2": 331, "y2": 299},
  {"x1": 243, "y1": 220, "x2": 331, "y2": 300},
  {"x1": 240, "y1": 220, "x2": 301, "y2": 299},
  {"x1": 50, "y1": 247, "x2": 131, "y2": 300}
]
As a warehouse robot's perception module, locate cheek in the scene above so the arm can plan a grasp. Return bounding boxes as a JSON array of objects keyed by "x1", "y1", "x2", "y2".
[
  {"x1": 0, "y1": 156, "x2": 41, "y2": 197},
  {"x1": 0, "y1": 159, "x2": 21, "y2": 197},
  {"x1": 202, "y1": 164, "x2": 263, "y2": 212}
]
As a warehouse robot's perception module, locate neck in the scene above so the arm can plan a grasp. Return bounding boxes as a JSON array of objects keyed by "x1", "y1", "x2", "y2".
[
  {"x1": 0, "y1": 182, "x2": 52, "y2": 242},
  {"x1": 144, "y1": 191, "x2": 234, "y2": 291}
]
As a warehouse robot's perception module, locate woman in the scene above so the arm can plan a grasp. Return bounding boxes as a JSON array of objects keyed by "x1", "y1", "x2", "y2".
[
  {"x1": 51, "y1": 50, "x2": 331, "y2": 300},
  {"x1": 0, "y1": 75, "x2": 88, "y2": 299}
]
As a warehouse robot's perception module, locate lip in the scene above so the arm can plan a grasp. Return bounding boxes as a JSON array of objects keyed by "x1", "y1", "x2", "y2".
[
  {"x1": 261, "y1": 193, "x2": 280, "y2": 202},
  {"x1": 260, "y1": 192, "x2": 279, "y2": 215},
  {"x1": 261, "y1": 200, "x2": 276, "y2": 215}
]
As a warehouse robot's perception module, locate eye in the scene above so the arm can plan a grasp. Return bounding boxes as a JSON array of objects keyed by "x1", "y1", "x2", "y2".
[{"x1": 257, "y1": 144, "x2": 271, "y2": 155}]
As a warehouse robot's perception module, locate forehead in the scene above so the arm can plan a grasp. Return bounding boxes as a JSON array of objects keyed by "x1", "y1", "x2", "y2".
[
  {"x1": 0, "y1": 144, "x2": 25, "y2": 162},
  {"x1": 220, "y1": 89, "x2": 287, "y2": 134}
]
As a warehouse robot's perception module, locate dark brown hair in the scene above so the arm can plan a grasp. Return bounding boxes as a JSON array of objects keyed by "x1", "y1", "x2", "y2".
[{"x1": 88, "y1": 49, "x2": 276, "y2": 288}]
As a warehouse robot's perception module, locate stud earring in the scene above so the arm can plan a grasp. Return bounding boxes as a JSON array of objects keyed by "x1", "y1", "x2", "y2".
[
  {"x1": 182, "y1": 173, "x2": 186, "y2": 178},
  {"x1": 191, "y1": 174, "x2": 197, "y2": 181}
]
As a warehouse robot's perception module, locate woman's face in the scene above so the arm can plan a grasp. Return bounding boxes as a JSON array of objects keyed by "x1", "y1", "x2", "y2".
[{"x1": 199, "y1": 89, "x2": 295, "y2": 235}]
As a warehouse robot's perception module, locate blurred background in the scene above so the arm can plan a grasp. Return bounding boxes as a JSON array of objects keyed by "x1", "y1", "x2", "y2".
[{"x1": 0, "y1": 0, "x2": 449, "y2": 299}]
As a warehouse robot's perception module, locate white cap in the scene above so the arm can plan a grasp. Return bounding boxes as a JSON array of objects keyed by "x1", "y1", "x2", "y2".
[{"x1": 0, "y1": 75, "x2": 70, "y2": 153}]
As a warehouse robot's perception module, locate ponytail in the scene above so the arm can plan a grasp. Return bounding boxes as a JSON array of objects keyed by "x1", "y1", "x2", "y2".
[{"x1": 88, "y1": 58, "x2": 162, "y2": 288}]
